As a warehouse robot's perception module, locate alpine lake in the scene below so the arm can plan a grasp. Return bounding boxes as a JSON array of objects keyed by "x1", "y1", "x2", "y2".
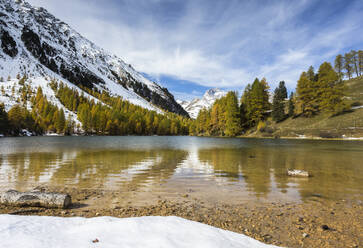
[{"x1": 0, "y1": 136, "x2": 362, "y2": 247}]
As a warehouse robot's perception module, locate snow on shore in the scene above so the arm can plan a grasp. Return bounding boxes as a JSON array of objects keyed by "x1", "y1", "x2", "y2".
[{"x1": 0, "y1": 215, "x2": 279, "y2": 248}]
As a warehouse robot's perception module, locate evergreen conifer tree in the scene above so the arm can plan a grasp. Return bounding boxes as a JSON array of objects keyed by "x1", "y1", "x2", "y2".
[
  {"x1": 239, "y1": 102, "x2": 248, "y2": 129},
  {"x1": 272, "y1": 81, "x2": 287, "y2": 122},
  {"x1": 0, "y1": 103, "x2": 9, "y2": 134},
  {"x1": 240, "y1": 84, "x2": 252, "y2": 126},
  {"x1": 246, "y1": 78, "x2": 270, "y2": 125},
  {"x1": 224, "y1": 92, "x2": 241, "y2": 137}
]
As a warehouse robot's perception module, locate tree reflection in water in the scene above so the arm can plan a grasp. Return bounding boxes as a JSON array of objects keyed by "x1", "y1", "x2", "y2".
[{"x1": 0, "y1": 137, "x2": 362, "y2": 202}]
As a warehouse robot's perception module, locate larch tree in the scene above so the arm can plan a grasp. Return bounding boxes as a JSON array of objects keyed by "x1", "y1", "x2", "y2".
[
  {"x1": 307, "y1": 66, "x2": 317, "y2": 82},
  {"x1": 288, "y1": 92, "x2": 295, "y2": 117},
  {"x1": 260, "y1": 78, "x2": 270, "y2": 110},
  {"x1": 56, "y1": 108, "x2": 65, "y2": 134},
  {"x1": 210, "y1": 103, "x2": 221, "y2": 135},
  {"x1": 64, "y1": 116, "x2": 75, "y2": 135},
  {"x1": 296, "y1": 71, "x2": 318, "y2": 117},
  {"x1": 317, "y1": 62, "x2": 346, "y2": 115},
  {"x1": 344, "y1": 52, "x2": 353, "y2": 79},
  {"x1": 245, "y1": 78, "x2": 270, "y2": 125},
  {"x1": 350, "y1": 50, "x2": 359, "y2": 78},
  {"x1": 8, "y1": 105, "x2": 23, "y2": 132},
  {"x1": 334, "y1": 54, "x2": 344, "y2": 80},
  {"x1": 358, "y1": 50, "x2": 363, "y2": 76}
]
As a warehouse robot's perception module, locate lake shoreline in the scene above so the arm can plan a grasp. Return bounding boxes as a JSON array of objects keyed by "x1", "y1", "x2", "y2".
[
  {"x1": 0, "y1": 188, "x2": 361, "y2": 248},
  {"x1": 1, "y1": 136, "x2": 362, "y2": 247},
  {"x1": 1, "y1": 133, "x2": 363, "y2": 142},
  {"x1": 239, "y1": 135, "x2": 363, "y2": 141}
]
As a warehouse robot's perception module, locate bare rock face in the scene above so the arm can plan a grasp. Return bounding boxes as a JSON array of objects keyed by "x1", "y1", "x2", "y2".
[
  {"x1": 0, "y1": 0, "x2": 188, "y2": 117},
  {"x1": 1, "y1": 29, "x2": 18, "y2": 57},
  {"x1": 0, "y1": 190, "x2": 72, "y2": 208}
]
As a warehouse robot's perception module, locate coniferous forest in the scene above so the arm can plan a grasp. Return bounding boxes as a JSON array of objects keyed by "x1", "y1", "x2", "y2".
[
  {"x1": 194, "y1": 50, "x2": 362, "y2": 137},
  {"x1": 0, "y1": 49, "x2": 362, "y2": 137}
]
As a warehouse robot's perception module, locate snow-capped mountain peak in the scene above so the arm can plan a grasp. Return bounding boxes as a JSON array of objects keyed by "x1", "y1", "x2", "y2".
[
  {"x1": 0, "y1": 0, "x2": 188, "y2": 117},
  {"x1": 202, "y1": 88, "x2": 227, "y2": 106},
  {"x1": 178, "y1": 88, "x2": 227, "y2": 119},
  {"x1": 176, "y1": 99, "x2": 190, "y2": 109}
]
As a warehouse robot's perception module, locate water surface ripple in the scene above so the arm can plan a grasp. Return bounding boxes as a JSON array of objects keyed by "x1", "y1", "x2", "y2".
[{"x1": 0, "y1": 136, "x2": 362, "y2": 202}]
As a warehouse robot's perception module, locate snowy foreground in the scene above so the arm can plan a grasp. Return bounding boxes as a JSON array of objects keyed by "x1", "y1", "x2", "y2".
[{"x1": 0, "y1": 215, "x2": 280, "y2": 248}]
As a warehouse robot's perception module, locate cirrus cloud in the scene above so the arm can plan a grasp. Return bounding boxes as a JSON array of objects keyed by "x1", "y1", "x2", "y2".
[{"x1": 27, "y1": 0, "x2": 363, "y2": 97}]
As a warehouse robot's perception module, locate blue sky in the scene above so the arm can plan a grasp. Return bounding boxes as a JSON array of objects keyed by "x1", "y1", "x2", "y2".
[{"x1": 27, "y1": 0, "x2": 363, "y2": 100}]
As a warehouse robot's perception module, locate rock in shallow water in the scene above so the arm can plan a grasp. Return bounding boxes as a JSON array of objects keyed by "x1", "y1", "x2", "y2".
[{"x1": 287, "y1": 169, "x2": 310, "y2": 177}]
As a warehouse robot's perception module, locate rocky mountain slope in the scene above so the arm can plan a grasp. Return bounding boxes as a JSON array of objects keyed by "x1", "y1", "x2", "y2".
[
  {"x1": 178, "y1": 88, "x2": 227, "y2": 118},
  {"x1": 0, "y1": 0, "x2": 188, "y2": 117}
]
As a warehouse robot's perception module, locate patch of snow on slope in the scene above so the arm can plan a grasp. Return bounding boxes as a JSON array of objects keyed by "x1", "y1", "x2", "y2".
[
  {"x1": 0, "y1": 77, "x2": 82, "y2": 128},
  {"x1": 0, "y1": 215, "x2": 280, "y2": 248},
  {"x1": 0, "y1": 0, "x2": 169, "y2": 114},
  {"x1": 176, "y1": 99, "x2": 190, "y2": 109}
]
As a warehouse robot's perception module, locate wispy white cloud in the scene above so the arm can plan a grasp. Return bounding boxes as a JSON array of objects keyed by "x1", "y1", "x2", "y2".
[
  {"x1": 172, "y1": 90, "x2": 204, "y2": 102},
  {"x1": 27, "y1": 0, "x2": 363, "y2": 95}
]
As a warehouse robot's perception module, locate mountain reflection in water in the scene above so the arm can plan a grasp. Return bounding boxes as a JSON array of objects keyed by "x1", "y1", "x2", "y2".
[{"x1": 0, "y1": 136, "x2": 362, "y2": 202}]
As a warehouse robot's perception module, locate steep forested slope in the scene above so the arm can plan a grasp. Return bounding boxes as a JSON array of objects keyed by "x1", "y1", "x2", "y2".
[{"x1": 0, "y1": 0, "x2": 188, "y2": 118}]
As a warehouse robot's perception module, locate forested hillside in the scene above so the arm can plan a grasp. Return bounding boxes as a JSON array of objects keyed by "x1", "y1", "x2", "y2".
[
  {"x1": 0, "y1": 77, "x2": 191, "y2": 136},
  {"x1": 1, "y1": 50, "x2": 362, "y2": 138},
  {"x1": 194, "y1": 49, "x2": 363, "y2": 138},
  {"x1": 0, "y1": 0, "x2": 188, "y2": 119},
  {"x1": 269, "y1": 76, "x2": 363, "y2": 138}
]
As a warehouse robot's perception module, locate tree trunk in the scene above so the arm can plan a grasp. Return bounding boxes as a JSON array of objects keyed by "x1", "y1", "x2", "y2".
[{"x1": 0, "y1": 190, "x2": 71, "y2": 209}]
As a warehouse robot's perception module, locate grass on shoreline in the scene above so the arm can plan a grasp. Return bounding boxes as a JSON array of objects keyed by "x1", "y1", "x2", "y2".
[{"x1": 243, "y1": 76, "x2": 363, "y2": 139}]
